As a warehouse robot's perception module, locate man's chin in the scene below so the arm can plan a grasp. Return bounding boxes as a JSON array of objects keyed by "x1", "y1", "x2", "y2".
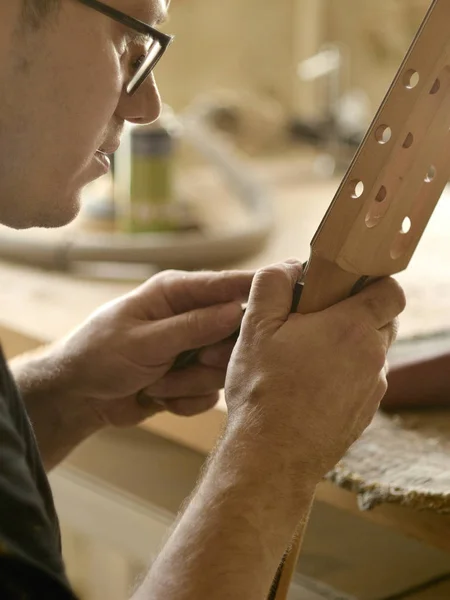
[{"x1": 3, "y1": 207, "x2": 80, "y2": 231}]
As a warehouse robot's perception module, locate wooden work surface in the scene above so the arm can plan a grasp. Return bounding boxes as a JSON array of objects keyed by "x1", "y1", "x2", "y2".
[{"x1": 3, "y1": 156, "x2": 450, "y2": 552}]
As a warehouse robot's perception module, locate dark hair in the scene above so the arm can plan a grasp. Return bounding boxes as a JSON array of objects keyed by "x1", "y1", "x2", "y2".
[{"x1": 21, "y1": 0, "x2": 61, "y2": 29}]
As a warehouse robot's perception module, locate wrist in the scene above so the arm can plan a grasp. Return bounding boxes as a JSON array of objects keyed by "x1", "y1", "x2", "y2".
[
  {"x1": 11, "y1": 346, "x2": 103, "y2": 468},
  {"x1": 227, "y1": 405, "x2": 322, "y2": 490},
  {"x1": 218, "y1": 412, "x2": 318, "y2": 512}
]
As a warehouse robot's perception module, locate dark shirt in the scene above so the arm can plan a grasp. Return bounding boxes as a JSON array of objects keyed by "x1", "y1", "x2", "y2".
[{"x1": 0, "y1": 347, "x2": 76, "y2": 598}]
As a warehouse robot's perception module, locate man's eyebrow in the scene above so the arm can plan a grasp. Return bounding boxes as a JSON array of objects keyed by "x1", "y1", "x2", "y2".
[{"x1": 121, "y1": 2, "x2": 168, "y2": 44}]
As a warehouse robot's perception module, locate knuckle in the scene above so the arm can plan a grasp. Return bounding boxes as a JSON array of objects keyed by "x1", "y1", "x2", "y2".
[
  {"x1": 360, "y1": 278, "x2": 406, "y2": 322},
  {"x1": 240, "y1": 315, "x2": 267, "y2": 344},
  {"x1": 361, "y1": 410, "x2": 376, "y2": 433},
  {"x1": 249, "y1": 266, "x2": 291, "y2": 305},
  {"x1": 362, "y1": 293, "x2": 383, "y2": 321},
  {"x1": 216, "y1": 270, "x2": 232, "y2": 292},
  {"x1": 159, "y1": 269, "x2": 184, "y2": 281},
  {"x1": 373, "y1": 374, "x2": 388, "y2": 401},
  {"x1": 391, "y1": 317, "x2": 400, "y2": 342},
  {"x1": 185, "y1": 309, "x2": 203, "y2": 334},
  {"x1": 327, "y1": 311, "x2": 350, "y2": 339},
  {"x1": 350, "y1": 326, "x2": 386, "y2": 370},
  {"x1": 344, "y1": 319, "x2": 370, "y2": 345},
  {"x1": 329, "y1": 315, "x2": 364, "y2": 351},
  {"x1": 379, "y1": 376, "x2": 388, "y2": 398},
  {"x1": 163, "y1": 269, "x2": 180, "y2": 278},
  {"x1": 386, "y1": 318, "x2": 400, "y2": 346},
  {"x1": 335, "y1": 318, "x2": 387, "y2": 372},
  {"x1": 384, "y1": 278, "x2": 407, "y2": 315},
  {"x1": 367, "y1": 376, "x2": 388, "y2": 409},
  {"x1": 148, "y1": 269, "x2": 186, "y2": 291},
  {"x1": 257, "y1": 264, "x2": 288, "y2": 282},
  {"x1": 367, "y1": 345, "x2": 387, "y2": 372},
  {"x1": 218, "y1": 270, "x2": 231, "y2": 281}
]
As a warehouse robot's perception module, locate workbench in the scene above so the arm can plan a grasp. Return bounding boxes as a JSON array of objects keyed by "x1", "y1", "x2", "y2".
[{"x1": 3, "y1": 156, "x2": 450, "y2": 571}]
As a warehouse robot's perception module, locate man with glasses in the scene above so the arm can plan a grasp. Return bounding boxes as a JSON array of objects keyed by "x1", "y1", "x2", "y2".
[{"x1": 0, "y1": 2, "x2": 405, "y2": 599}]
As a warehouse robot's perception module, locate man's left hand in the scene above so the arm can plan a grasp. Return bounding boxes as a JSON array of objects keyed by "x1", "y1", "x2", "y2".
[{"x1": 40, "y1": 269, "x2": 253, "y2": 429}]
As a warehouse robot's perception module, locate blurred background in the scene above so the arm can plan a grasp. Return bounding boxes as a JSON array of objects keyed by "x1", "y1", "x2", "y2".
[
  {"x1": 4, "y1": 1, "x2": 450, "y2": 599},
  {"x1": 0, "y1": 0, "x2": 437, "y2": 280}
]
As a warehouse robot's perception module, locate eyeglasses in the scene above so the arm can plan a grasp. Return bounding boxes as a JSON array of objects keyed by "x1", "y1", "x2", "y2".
[{"x1": 76, "y1": 0, "x2": 174, "y2": 96}]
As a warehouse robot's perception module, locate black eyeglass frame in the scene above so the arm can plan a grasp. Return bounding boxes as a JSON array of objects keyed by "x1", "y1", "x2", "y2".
[{"x1": 76, "y1": 0, "x2": 174, "y2": 95}]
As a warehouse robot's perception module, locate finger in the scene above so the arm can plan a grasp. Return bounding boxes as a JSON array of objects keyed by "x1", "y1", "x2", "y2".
[
  {"x1": 329, "y1": 277, "x2": 406, "y2": 331},
  {"x1": 135, "y1": 392, "x2": 167, "y2": 417},
  {"x1": 143, "y1": 365, "x2": 226, "y2": 398},
  {"x1": 137, "y1": 270, "x2": 255, "y2": 315},
  {"x1": 244, "y1": 260, "x2": 303, "y2": 326},
  {"x1": 199, "y1": 339, "x2": 236, "y2": 369},
  {"x1": 164, "y1": 393, "x2": 220, "y2": 417},
  {"x1": 140, "y1": 301, "x2": 243, "y2": 358}
]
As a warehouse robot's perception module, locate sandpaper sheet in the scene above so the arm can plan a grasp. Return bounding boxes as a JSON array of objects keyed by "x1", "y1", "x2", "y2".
[{"x1": 329, "y1": 410, "x2": 450, "y2": 513}]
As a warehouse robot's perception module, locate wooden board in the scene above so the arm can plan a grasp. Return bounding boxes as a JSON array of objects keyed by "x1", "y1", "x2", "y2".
[
  {"x1": 404, "y1": 579, "x2": 450, "y2": 599},
  {"x1": 316, "y1": 481, "x2": 450, "y2": 555}
]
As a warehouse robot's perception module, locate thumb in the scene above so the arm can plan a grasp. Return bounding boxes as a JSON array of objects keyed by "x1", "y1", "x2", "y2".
[
  {"x1": 146, "y1": 301, "x2": 243, "y2": 358},
  {"x1": 244, "y1": 260, "x2": 303, "y2": 326}
]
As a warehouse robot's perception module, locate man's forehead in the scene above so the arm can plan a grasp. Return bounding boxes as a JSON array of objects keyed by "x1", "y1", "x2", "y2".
[{"x1": 122, "y1": 0, "x2": 169, "y2": 24}]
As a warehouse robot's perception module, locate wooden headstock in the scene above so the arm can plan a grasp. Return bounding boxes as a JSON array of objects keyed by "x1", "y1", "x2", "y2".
[{"x1": 297, "y1": 0, "x2": 450, "y2": 314}]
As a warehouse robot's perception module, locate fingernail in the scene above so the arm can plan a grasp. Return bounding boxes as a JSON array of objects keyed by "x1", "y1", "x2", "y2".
[
  {"x1": 152, "y1": 397, "x2": 166, "y2": 407},
  {"x1": 137, "y1": 391, "x2": 166, "y2": 409},
  {"x1": 218, "y1": 302, "x2": 243, "y2": 326},
  {"x1": 284, "y1": 257, "x2": 302, "y2": 265}
]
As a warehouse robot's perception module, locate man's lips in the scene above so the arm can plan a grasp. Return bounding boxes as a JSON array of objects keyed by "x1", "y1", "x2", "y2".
[
  {"x1": 94, "y1": 151, "x2": 111, "y2": 170},
  {"x1": 97, "y1": 145, "x2": 119, "y2": 155}
]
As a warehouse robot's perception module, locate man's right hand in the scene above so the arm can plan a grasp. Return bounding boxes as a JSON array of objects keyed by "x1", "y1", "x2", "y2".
[
  {"x1": 225, "y1": 259, "x2": 406, "y2": 486},
  {"x1": 137, "y1": 263, "x2": 405, "y2": 600}
]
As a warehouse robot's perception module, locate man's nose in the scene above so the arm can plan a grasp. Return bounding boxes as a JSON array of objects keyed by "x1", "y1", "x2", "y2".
[{"x1": 118, "y1": 74, "x2": 162, "y2": 125}]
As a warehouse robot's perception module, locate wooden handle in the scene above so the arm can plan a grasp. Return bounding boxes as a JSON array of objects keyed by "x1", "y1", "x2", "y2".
[
  {"x1": 297, "y1": 255, "x2": 363, "y2": 314},
  {"x1": 267, "y1": 497, "x2": 315, "y2": 600},
  {"x1": 268, "y1": 255, "x2": 362, "y2": 600}
]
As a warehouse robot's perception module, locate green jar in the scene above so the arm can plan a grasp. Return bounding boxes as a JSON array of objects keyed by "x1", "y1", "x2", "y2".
[{"x1": 128, "y1": 121, "x2": 176, "y2": 232}]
